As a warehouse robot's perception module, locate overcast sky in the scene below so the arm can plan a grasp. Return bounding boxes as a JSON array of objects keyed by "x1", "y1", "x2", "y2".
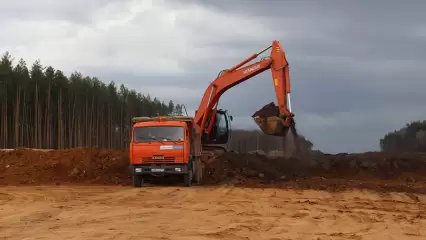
[{"x1": 1, "y1": 0, "x2": 425, "y2": 153}]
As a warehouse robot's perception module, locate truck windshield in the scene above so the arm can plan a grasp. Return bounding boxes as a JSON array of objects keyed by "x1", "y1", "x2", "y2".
[{"x1": 133, "y1": 126, "x2": 184, "y2": 143}]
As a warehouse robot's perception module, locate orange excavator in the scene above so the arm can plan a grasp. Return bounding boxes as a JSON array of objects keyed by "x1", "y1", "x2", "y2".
[
  {"x1": 129, "y1": 40, "x2": 296, "y2": 187},
  {"x1": 194, "y1": 40, "x2": 295, "y2": 153}
]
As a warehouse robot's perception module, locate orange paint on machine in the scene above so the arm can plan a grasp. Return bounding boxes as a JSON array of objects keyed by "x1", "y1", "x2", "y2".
[{"x1": 129, "y1": 40, "x2": 299, "y2": 187}]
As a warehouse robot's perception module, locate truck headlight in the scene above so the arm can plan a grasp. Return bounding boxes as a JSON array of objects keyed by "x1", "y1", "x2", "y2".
[
  {"x1": 135, "y1": 168, "x2": 142, "y2": 173},
  {"x1": 174, "y1": 168, "x2": 181, "y2": 172}
]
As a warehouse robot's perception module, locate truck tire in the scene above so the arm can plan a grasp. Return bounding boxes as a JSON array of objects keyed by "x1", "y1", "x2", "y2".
[{"x1": 132, "y1": 175, "x2": 143, "y2": 188}]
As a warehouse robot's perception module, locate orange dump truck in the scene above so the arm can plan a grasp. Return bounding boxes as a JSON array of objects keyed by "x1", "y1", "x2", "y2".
[{"x1": 129, "y1": 116, "x2": 204, "y2": 187}]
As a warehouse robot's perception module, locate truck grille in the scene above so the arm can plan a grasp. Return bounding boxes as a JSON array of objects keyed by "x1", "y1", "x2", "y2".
[{"x1": 142, "y1": 156, "x2": 176, "y2": 164}]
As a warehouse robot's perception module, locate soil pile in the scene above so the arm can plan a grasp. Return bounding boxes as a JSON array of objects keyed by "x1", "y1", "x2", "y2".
[
  {"x1": 205, "y1": 151, "x2": 426, "y2": 181},
  {"x1": 1, "y1": 148, "x2": 426, "y2": 193},
  {"x1": 251, "y1": 102, "x2": 280, "y2": 118},
  {"x1": 202, "y1": 151, "x2": 426, "y2": 193},
  {"x1": 0, "y1": 148, "x2": 131, "y2": 185}
]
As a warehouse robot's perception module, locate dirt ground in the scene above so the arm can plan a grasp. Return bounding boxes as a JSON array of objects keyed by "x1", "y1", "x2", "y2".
[
  {"x1": 2, "y1": 148, "x2": 426, "y2": 190},
  {"x1": 1, "y1": 148, "x2": 426, "y2": 239},
  {"x1": 1, "y1": 185, "x2": 425, "y2": 240}
]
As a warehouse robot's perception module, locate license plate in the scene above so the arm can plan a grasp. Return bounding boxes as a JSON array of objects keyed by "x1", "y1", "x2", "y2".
[{"x1": 151, "y1": 168, "x2": 165, "y2": 172}]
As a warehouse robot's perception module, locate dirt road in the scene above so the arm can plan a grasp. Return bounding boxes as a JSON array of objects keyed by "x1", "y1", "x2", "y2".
[{"x1": 1, "y1": 185, "x2": 425, "y2": 240}]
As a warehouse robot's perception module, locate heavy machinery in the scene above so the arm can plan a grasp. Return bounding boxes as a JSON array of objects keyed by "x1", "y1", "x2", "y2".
[
  {"x1": 195, "y1": 40, "x2": 295, "y2": 153},
  {"x1": 130, "y1": 115, "x2": 203, "y2": 187},
  {"x1": 129, "y1": 40, "x2": 295, "y2": 187}
]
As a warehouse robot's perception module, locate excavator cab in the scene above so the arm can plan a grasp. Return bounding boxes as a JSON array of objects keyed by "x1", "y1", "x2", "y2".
[{"x1": 201, "y1": 109, "x2": 232, "y2": 145}]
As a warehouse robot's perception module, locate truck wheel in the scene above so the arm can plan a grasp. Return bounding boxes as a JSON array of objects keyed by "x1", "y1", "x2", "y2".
[
  {"x1": 132, "y1": 175, "x2": 143, "y2": 188},
  {"x1": 184, "y1": 170, "x2": 192, "y2": 187}
]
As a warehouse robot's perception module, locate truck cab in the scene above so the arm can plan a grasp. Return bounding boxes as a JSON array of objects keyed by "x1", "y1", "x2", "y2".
[{"x1": 129, "y1": 116, "x2": 202, "y2": 187}]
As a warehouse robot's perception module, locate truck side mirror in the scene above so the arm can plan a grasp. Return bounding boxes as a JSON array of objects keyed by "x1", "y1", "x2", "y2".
[{"x1": 229, "y1": 115, "x2": 233, "y2": 121}]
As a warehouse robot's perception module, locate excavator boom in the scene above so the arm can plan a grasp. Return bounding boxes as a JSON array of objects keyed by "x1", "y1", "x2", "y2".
[{"x1": 194, "y1": 40, "x2": 295, "y2": 141}]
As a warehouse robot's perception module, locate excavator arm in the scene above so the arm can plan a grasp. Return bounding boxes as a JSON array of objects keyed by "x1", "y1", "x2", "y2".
[{"x1": 194, "y1": 40, "x2": 295, "y2": 141}]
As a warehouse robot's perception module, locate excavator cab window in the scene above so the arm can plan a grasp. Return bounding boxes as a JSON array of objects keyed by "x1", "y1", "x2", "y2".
[{"x1": 206, "y1": 110, "x2": 230, "y2": 144}]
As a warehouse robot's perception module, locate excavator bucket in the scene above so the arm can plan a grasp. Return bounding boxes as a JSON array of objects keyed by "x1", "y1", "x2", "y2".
[
  {"x1": 252, "y1": 102, "x2": 304, "y2": 159},
  {"x1": 251, "y1": 102, "x2": 294, "y2": 136}
]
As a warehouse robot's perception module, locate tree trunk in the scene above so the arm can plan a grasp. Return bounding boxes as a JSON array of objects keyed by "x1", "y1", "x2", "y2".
[
  {"x1": 57, "y1": 89, "x2": 62, "y2": 149},
  {"x1": 14, "y1": 85, "x2": 21, "y2": 147},
  {"x1": 45, "y1": 78, "x2": 51, "y2": 148}
]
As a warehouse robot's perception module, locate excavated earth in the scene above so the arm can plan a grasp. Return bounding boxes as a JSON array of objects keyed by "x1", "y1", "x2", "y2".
[
  {"x1": 203, "y1": 151, "x2": 426, "y2": 194},
  {"x1": 1, "y1": 148, "x2": 426, "y2": 194},
  {"x1": 0, "y1": 148, "x2": 131, "y2": 186}
]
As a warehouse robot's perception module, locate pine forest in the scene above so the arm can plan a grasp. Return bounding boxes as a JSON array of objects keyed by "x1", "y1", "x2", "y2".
[{"x1": 0, "y1": 52, "x2": 183, "y2": 149}]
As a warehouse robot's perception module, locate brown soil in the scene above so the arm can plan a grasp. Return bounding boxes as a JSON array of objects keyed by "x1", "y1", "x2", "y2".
[
  {"x1": 2, "y1": 186, "x2": 425, "y2": 240},
  {"x1": 203, "y1": 151, "x2": 426, "y2": 193},
  {"x1": 1, "y1": 148, "x2": 426, "y2": 194},
  {"x1": 1, "y1": 149, "x2": 426, "y2": 239},
  {"x1": 251, "y1": 102, "x2": 280, "y2": 118},
  {"x1": 0, "y1": 148, "x2": 132, "y2": 186}
]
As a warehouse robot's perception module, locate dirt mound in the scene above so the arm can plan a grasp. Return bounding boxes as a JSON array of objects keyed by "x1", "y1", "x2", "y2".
[
  {"x1": 312, "y1": 152, "x2": 426, "y2": 177},
  {"x1": 202, "y1": 151, "x2": 426, "y2": 193},
  {"x1": 205, "y1": 151, "x2": 426, "y2": 181},
  {"x1": 1, "y1": 148, "x2": 426, "y2": 193},
  {"x1": 203, "y1": 152, "x2": 299, "y2": 184},
  {"x1": 0, "y1": 148, "x2": 131, "y2": 185}
]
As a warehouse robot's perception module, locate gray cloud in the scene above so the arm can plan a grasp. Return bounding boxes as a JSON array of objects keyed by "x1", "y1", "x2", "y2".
[{"x1": 0, "y1": 0, "x2": 115, "y2": 23}]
